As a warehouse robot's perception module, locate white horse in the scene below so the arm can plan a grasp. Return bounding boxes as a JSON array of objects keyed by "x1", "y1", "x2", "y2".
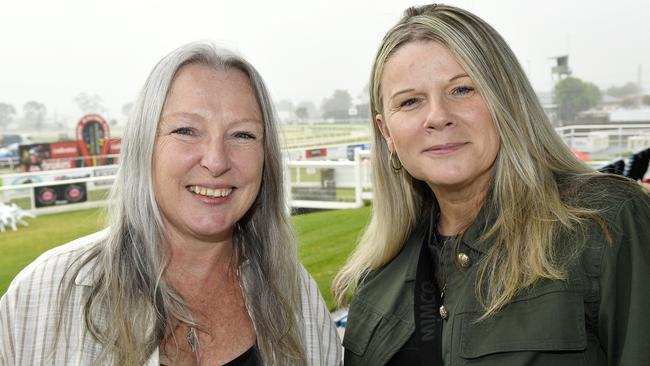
[{"x1": 0, "y1": 202, "x2": 36, "y2": 232}]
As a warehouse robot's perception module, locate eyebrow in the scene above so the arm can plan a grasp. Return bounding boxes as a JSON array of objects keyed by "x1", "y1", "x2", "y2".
[
  {"x1": 160, "y1": 112, "x2": 204, "y2": 123},
  {"x1": 449, "y1": 73, "x2": 470, "y2": 82},
  {"x1": 388, "y1": 74, "x2": 471, "y2": 102},
  {"x1": 160, "y1": 112, "x2": 263, "y2": 127}
]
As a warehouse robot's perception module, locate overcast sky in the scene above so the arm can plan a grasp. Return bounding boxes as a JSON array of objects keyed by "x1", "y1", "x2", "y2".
[{"x1": 1, "y1": 0, "x2": 649, "y2": 125}]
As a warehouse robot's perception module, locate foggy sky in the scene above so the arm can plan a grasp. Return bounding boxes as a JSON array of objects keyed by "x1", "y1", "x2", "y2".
[{"x1": 1, "y1": 0, "x2": 648, "y2": 125}]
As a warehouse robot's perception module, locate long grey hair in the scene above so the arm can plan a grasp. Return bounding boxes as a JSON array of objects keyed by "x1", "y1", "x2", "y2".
[{"x1": 58, "y1": 42, "x2": 306, "y2": 365}]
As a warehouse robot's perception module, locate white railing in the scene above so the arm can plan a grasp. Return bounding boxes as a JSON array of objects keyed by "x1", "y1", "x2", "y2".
[
  {"x1": 3, "y1": 122, "x2": 649, "y2": 216},
  {"x1": 0, "y1": 151, "x2": 374, "y2": 215},
  {"x1": 555, "y1": 124, "x2": 650, "y2": 139},
  {"x1": 0, "y1": 165, "x2": 118, "y2": 215},
  {"x1": 285, "y1": 149, "x2": 372, "y2": 209},
  {"x1": 0, "y1": 157, "x2": 19, "y2": 169},
  {"x1": 554, "y1": 123, "x2": 650, "y2": 165}
]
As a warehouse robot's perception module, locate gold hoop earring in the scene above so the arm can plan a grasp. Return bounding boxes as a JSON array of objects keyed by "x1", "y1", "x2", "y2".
[{"x1": 389, "y1": 150, "x2": 402, "y2": 172}]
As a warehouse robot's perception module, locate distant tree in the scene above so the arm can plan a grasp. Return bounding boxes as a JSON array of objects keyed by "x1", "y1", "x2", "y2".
[
  {"x1": 553, "y1": 77, "x2": 601, "y2": 122},
  {"x1": 296, "y1": 100, "x2": 319, "y2": 120},
  {"x1": 355, "y1": 102, "x2": 371, "y2": 120},
  {"x1": 0, "y1": 103, "x2": 16, "y2": 128},
  {"x1": 74, "y1": 92, "x2": 106, "y2": 115},
  {"x1": 606, "y1": 82, "x2": 641, "y2": 98},
  {"x1": 295, "y1": 107, "x2": 309, "y2": 121},
  {"x1": 23, "y1": 101, "x2": 47, "y2": 129},
  {"x1": 322, "y1": 90, "x2": 352, "y2": 120},
  {"x1": 121, "y1": 102, "x2": 134, "y2": 119},
  {"x1": 642, "y1": 95, "x2": 650, "y2": 106}
]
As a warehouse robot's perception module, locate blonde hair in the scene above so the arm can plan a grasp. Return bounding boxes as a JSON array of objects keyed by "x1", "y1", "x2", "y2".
[
  {"x1": 58, "y1": 42, "x2": 306, "y2": 364},
  {"x1": 334, "y1": 4, "x2": 611, "y2": 317}
]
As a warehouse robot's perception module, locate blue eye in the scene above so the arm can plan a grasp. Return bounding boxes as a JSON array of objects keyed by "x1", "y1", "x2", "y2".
[
  {"x1": 235, "y1": 131, "x2": 256, "y2": 140},
  {"x1": 400, "y1": 98, "x2": 419, "y2": 108},
  {"x1": 452, "y1": 86, "x2": 474, "y2": 95},
  {"x1": 172, "y1": 127, "x2": 194, "y2": 136}
]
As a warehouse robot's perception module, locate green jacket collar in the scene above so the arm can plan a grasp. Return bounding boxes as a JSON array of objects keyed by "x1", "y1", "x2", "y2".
[{"x1": 461, "y1": 200, "x2": 496, "y2": 254}]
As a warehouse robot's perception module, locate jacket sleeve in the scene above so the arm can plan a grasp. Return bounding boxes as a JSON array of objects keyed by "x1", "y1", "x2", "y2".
[{"x1": 598, "y1": 191, "x2": 650, "y2": 365}]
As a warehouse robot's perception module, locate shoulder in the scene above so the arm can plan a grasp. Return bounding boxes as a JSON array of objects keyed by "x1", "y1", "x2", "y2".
[
  {"x1": 297, "y1": 265, "x2": 342, "y2": 366},
  {"x1": 577, "y1": 176, "x2": 649, "y2": 235},
  {"x1": 0, "y1": 229, "x2": 109, "y2": 364},
  {"x1": 566, "y1": 174, "x2": 649, "y2": 214},
  {"x1": 352, "y1": 215, "x2": 426, "y2": 307},
  {"x1": 567, "y1": 175, "x2": 650, "y2": 276},
  {"x1": 297, "y1": 264, "x2": 331, "y2": 321}
]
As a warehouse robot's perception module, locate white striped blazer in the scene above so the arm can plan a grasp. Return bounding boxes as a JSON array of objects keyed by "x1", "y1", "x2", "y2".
[{"x1": 0, "y1": 230, "x2": 342, "y2": 365}]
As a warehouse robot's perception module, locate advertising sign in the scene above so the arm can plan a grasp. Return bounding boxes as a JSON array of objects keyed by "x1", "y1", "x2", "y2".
[
  {"x1": 34, "y1": 182, "x2": 87, "y2": 208},
  {"x1": 346, "y1": 143, "x2": 369, "y2": 160},
  {"x1": 17, "y1": 115, "x2": 121, "y2": 172},
  {"x1": 77, "y1": 114, "x2": 110, "y2": 166},
  {"x1": 306, "y1": 148, "x2": 327, "y2": 159}
]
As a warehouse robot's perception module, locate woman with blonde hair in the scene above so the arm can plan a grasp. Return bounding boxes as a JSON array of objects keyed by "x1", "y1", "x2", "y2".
[
  {"x1": 0, "y1": 42, "x2": 340, "y2": 365},
  {"x1": 334, "y1": 4, "x2": 650, "y2": 365}
]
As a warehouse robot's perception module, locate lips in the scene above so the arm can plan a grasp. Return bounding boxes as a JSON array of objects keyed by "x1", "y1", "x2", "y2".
[
  {"x1": 187, "y1": 185, "x2": 233, "y2": 198},
  {"x1": 425, "y1": 142, "x2": 467, "y2": 154}
]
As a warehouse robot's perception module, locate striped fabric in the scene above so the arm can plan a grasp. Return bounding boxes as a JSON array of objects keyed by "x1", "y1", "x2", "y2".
[{"x1": 0, "y1": 231, "x2": 342, "y2": 365}]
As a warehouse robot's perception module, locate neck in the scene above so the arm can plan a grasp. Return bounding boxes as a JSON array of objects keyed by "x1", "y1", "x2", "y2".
[
  {"x1": 163, "y1": 233, "x2": 236, "y2": 296},
  {"x1": 431, "y1": 178, "x2": 490, "y2": 236}
]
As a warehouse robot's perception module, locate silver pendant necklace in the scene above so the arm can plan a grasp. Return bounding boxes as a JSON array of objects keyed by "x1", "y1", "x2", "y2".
[{"x1": 185, "y1": 325, "x2": 201, "y2": 366}]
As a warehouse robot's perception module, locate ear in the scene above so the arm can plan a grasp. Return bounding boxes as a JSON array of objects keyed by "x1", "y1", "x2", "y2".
[{"x1": 375, "y1": 114, "x2": 394, "y2": 153}]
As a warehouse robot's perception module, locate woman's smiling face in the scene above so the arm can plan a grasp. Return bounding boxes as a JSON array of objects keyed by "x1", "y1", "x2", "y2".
[
  {"x1": 152, "y1": 63, "x2": 264, "y2": 244},
  {"x1": 377, "y1": 41, "x2": 500, "y2": 195}
]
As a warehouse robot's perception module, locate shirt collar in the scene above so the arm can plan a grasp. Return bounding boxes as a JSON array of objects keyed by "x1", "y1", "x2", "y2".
[
  {"x1": 459, "y1": 200, "x2": 496, "y2": 254},
  {"x1": 426, "y1": 197, "x2": 496, "y2": 255}
]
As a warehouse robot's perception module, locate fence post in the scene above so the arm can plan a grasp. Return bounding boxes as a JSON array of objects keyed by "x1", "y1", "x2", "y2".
[
  {"x1": 354, "y1": 148, "x2": 362, "y2": 208},
  {"x1": 283, "y1": 157, "x2": 293, "y2": 215}
]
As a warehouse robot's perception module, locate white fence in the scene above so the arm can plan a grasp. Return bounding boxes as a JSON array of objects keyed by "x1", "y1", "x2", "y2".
[
  {"x1": 556, "y1": 124, "x2": 650, "y2": 157},
  {"x1": 0, "y1": 165, "x2": 118, "y2": 215},
  {"x1": 0, "y1": 150, "x2": 373, "y2": 215},
  {"x1": 3, "y1": 122, "x2": 650, "y2": 216},
  {"x1": 286, "y1": 149, "x2": 372, "y2": 209}
]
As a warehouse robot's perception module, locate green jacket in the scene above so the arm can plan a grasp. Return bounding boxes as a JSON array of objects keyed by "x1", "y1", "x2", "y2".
[{"x1": 343, "y1": 180, "x2": 650, "y2": 365}]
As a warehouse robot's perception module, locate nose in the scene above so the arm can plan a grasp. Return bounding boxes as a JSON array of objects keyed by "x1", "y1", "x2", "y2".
[
  {"x1": 199, "y1": 138, "x2": 231, "y2": 177},
  {"x1": 423, "y1": 96, "x2": 454, "y2": 131}
]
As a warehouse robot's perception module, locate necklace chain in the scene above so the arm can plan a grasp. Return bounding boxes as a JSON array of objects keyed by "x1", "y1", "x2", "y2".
[{"x1": 166, "y1": 251, "x2": 236, "y2": 366}]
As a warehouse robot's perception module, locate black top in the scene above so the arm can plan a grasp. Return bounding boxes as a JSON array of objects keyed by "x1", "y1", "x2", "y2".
[
  {"x1": 386, "y1": 211, "x2": 453, "y2": 366},
  {"x1": 224, "y1": 345, "x2": 260, "y2": 366},
  {"x1": 160, "y1": 345, "x2": 260, "y2": 366}
]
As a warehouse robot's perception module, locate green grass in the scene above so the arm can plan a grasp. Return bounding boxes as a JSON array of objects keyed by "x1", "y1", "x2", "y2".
[
  {"x1": 8, "y1": 197, "x2": 31, "y2": 210},
  {"x1": 294, "y1": 206, "x2": 371, "y2": 308},
  {"x1": 290, "y1": 167, "x2": 322, "y2": 183},
  {"x1": 0, "y1": 208, "x2": 106, "y2": 294},
  {"x1": 0, "y1": 206, "x2": 371, "y2": 310}
]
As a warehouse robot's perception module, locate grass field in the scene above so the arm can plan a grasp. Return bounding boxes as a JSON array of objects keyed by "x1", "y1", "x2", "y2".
[{"x1": 0, "y1": 205, "x2": 371, "y2": 309}]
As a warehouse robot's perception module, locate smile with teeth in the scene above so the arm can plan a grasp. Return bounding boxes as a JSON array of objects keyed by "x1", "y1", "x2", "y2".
[{"x1": 188, "y1": 185, "x2": 233, "y2": 198}]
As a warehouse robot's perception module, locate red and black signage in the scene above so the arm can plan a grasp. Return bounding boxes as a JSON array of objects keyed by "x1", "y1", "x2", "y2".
[
  {"x1": 18, "y1": 114, "x2": 121, "y2": 171},
  {"x1": 34, "y1": 182, "x2": 87, "y2": 207},
  {"x1": 76, "y1": 114, "x2": 111, "y2": 166},
  {"x1": 306, "y1": 148, "x2": 327, "y2": 158}
]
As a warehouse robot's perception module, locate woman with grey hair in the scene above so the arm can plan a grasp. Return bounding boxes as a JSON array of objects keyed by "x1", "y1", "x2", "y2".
[
  {"x1": 0, "y1": 42, "x2": 341, "y2": 365},
  {"x1": 334, "y1": 4, "x2": 650, "y2": 366}
]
